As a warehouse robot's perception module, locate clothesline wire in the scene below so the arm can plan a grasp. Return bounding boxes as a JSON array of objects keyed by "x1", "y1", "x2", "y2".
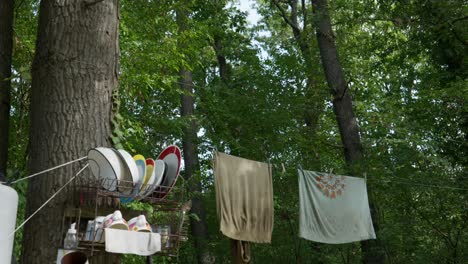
[
  {"x1": 381, "y1": 174, "x2": 468, "y2": 186},
  {"x1": 209, "y1": 150, "x2": 468, "y2": 191},
  {"x1": 367, "y1": 178, "x2": 468, "y2": 191},
  {"x1": 1, "y1": 156, "x2": 87, "y2": 185},
  {"x1": 7, "y1": 151, "x2": 462, "y2": 191},
  {"x1": 8, "y1": 164, "x2": 89, "y2": 238},
  {"x1": 295, "y1": 166, "x2": 467, "y2": 191},
  {"x1": 301, "y1": 169, "x2": 468, "y2": 191},
  {"x1": 2, "y1": 149, "x2": 465, "y2": 238}
]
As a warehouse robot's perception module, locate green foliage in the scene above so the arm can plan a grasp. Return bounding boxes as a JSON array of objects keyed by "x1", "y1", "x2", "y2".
[
  {"x1": 7, "y1": 1, "x2": 39, "y2": 260},
  {"x1": 7, "y1": 0, "x2": 467, "y2": 263}
]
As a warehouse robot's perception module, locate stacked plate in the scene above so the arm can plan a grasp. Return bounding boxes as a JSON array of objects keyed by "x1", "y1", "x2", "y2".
[
  {"x1": 154, "y1": 146, "x2": 182, "y2": 199},
  {"x1": 87, "y1": 145, "x2": 181, "y2": 203}
]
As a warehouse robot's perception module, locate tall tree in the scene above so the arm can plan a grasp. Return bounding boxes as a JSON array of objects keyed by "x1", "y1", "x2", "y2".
[
  {"x1": 311, "y1": 0, "x2": 385, "y2": 263},
  {"x1": 0, "y1": 0, "x2": 14, "y2": 181},
  {"x1": 177, "y1": 1, "x2": 214, "y2": 263},
  {"x1": 21, "y1": 0, "x2": 120, "y2": 263},
  {"x1": 270, "y1": 0, "x2": 325, "y2": 140}
]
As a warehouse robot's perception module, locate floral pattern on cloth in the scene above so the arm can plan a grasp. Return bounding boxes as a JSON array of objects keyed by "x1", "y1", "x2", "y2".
[
  {"x1": 315, "y1": 174, "x2": 347, "y2": 199},
  {"x1": 298, "y1": 169, "x2": 376, "y2": 244}
]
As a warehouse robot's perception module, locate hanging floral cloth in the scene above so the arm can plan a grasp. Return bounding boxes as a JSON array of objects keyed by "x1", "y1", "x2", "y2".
[{"x1": 298, "y1": 169, "x2": 376, "y2": 244}]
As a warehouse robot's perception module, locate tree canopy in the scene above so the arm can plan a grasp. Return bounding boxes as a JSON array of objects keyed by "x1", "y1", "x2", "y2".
[{"x1": 4, "y1": 0, "x2": 467, "y2": 263}]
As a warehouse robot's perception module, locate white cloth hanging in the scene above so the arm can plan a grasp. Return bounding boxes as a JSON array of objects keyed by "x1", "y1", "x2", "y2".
[
  {"x1": 298, "y1": 169, "x2": 376, "y2": 244},
  {"x1": 105, "y1": 229, "x2": 161, "y2": 256}
]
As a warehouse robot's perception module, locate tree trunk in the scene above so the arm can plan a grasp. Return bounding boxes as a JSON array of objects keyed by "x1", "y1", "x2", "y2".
[
  {"x1": 0, "y1": 0, "x2": 14, "y2": 181},
  {"x1": 177, "y1": 3, "x2": 214, "y2": 264},
  {"x1": 22, "y1": 0, "x2": 120, "y2": 263},
  {"x1": 311, "y1": 0, "x2": 385, "y2": 263},
  {"x1": 212, "y1": 28, "x2": 251, "y2": 264},
  {"x1": 179, "y1": 68, "x2": 213, "y2": 264},
  {"x1": 271, "y1": 0, "x2": 325, "y2": 167},
  {"x1": 213, "y1": 35, "x2": 229, "y2": 83}
]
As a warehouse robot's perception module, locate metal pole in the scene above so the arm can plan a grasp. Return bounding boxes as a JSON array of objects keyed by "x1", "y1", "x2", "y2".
[{"x1": 146, "y1": 256, "x2": 153, "y2": 264}]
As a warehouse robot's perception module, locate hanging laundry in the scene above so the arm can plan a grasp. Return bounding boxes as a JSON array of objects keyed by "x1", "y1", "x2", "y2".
[
  {"x1": 214, "y1": 152, "x2": 274, "y2": 243},
  {"x1": 230, "y1": 239, "x2": 251, "y2": 264},
  {"x1": 104, "y1": 229, "x2": 161, "y2": 255},
  {"x1": 298, "y1": 169, "x2": 376, "y2": 244}
]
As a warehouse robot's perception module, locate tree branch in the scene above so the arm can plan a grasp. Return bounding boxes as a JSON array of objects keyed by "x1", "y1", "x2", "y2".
[
  {"x1": 271, "y1": 0, "x2": 301, "y2": 35},
  {"x1": 446, "y1": 20, "x2": 468, "y2": 47},
  {"x1": 335, "y1": 83, "x2": 349, "y2": 101},
  {"x1": 301, "y1": 0, "x2": 307, "y2": 31},
  {"x1": 451, "y1": 15, "x2": 468, "y2": 24},
  {"x1": 411, "y1": 203, "x2": 454, "y2": 248}
]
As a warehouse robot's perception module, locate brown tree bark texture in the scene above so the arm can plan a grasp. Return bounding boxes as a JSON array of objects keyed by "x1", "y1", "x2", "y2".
[
  {"x1": 22, "y1": 0, "x2": 119, "y2": 263},
  {"x1": 213, "y1": 35, "x2": 229, "y2": 83},
  {"x1": 0, "y1": 0, "x2": 14, "y2": 181},
  {"x1": 177, "y1": 4, "x2": 214, "y2": 264},
  {"x1": 311, "y1": 0, "x2": 385, "y2": 263},
  {"x1": 179, "y1": 69, "x2": 212, "y2": 264}
]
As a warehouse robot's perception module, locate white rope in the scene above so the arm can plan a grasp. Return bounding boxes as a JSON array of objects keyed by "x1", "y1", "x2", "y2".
[
  {"x1": 2, "y1": 156, "x2": 87, "y2": 185},
  {"x1": 9, "y1": 164, "x2": 89, "y2": 238}
]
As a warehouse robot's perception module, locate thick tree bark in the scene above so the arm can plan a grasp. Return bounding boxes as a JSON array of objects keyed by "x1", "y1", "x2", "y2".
[
  {"x1": 0, "y1": 0, "x2": 14, "y2": 181},
  {"x1": 22, "y1": 0, "x2": 120, "y2": 263},
  {"x1": 312, "y1": 0, "x2": 362, "y2": 163},
  {"x1": 311, "y1": 0, "x2": 385, "y2": 263},
  {"x1": 179, "y1": 69, "x2": 213, "y2": 264},
  {"x1": 177, "y1": 4, "x2": 214, "y2": 264},
  {"x1": 211, "y1": 35, "x2": 247, "y2": 264}
]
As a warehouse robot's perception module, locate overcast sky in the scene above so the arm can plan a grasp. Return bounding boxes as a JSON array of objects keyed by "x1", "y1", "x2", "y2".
[{"x1": 238, "y1": 0, "x2": 261, "y2": 25}]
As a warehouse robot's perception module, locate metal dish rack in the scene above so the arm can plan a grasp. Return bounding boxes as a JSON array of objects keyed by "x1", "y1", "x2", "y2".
[{"x1": 61, "y1": 177, "x2": 190, "y2": 260}]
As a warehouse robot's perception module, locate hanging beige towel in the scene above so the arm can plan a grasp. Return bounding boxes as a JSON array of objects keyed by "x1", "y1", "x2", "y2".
[
  {"x1": 214, "y1": 152, "x2": 274, "y2": 243},
  {"x1": 298, "y1": 169, "x2": 376, "y2": 244}
]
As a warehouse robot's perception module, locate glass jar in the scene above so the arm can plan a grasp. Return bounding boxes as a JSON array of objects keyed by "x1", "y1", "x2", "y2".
[{"x1": 64, "y1": 231, "x2": 78, "y2": 249}]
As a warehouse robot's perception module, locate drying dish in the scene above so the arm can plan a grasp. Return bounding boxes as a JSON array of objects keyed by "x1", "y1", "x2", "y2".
[
  {"x1": 121, "y1": 154, "x2": 145, "y2": 203},
  {"x1": 103, "y1": 210, "x2": 129, "y2": 231},
  {"x1": 113, "y1": 149, "x2": 139, "y2": 196},
  {"x1": 138, "y1": 158, "x2": 155, "y2": 196},
  {"x1": 87, "y1": 147, "x2": 124, "y2": 191},
  {"x1": 128, "y1": 215, "x2": 152, "y2": 233},
  {"x1": 140, "y1": 159, "x2": 166, "y2": 199},
  {"x1": 155, "y1": 145, "x2": 181, "y2": 199}
]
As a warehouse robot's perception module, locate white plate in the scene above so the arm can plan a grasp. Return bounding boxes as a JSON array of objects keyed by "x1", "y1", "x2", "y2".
[
  {"x1": 140, "y1": 159, "x2": 165, "y2": 199},
  {"x1": 88, "y1": 147, "x2": 123, "y2": 191},
  {"x1": 155, "y1": 145, "x2": 181, "y2": 198},
  {"x1": 121, "y1": 155, "x2": 145, "y2": 203},
  {"x1": 114, "y1": 149, "x2": 139, "y2": 195},
  {"x1": 160, "y1": 154, "x2": 179, "y2": 187}
]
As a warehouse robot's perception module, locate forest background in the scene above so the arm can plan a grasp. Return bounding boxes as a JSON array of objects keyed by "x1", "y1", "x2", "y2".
[{"x1": 0, "y1": 0, "x2": 466, "y2": 263}]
